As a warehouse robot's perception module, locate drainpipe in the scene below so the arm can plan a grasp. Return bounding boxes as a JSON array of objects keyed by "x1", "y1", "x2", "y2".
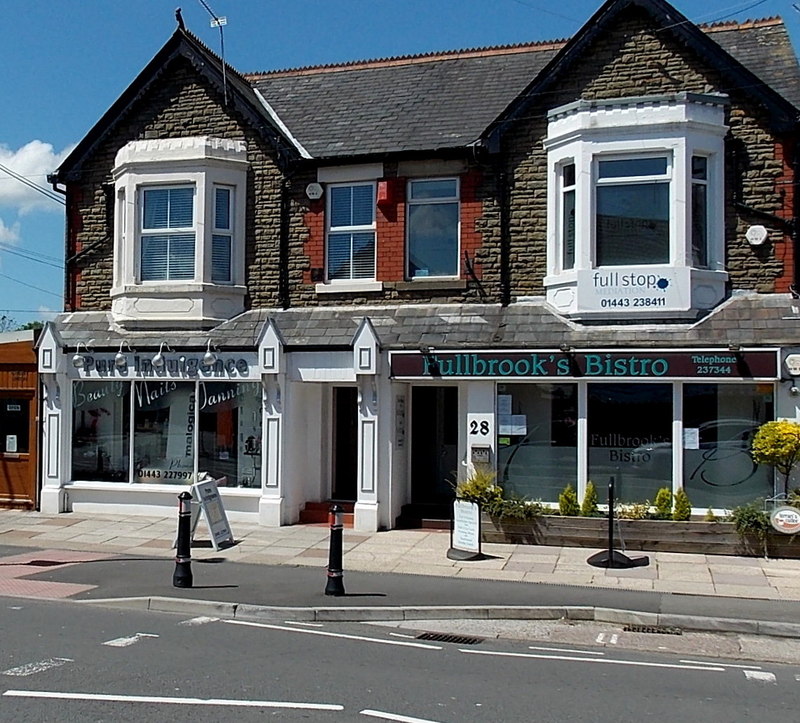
[
  {"x1": 279, "y1": 176, "x2": 291, "y2": 310},
  {"x1": 494, "y1": 157, "x2": 512, "y2": 307}
]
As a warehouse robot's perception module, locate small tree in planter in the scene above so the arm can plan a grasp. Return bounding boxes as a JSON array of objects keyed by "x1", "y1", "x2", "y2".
[
  {"x1": 673, "y1": 487, "x2": 692, "y2": 521},
  {"x1": 454, "y1": 465, "x2": 502, "y2": 508},
  {"x1": 653, "y1": 487, "x2": 673, "y2": 519},
  {"x1": 581, "y1": 480, "x2": 599, "y2": 517},
  {"x1": 751, "y1": 420, "x2": 800, "y2": 496},
  {"x1": 559, "y1": 483, "x2": 580, "y2": 516}
]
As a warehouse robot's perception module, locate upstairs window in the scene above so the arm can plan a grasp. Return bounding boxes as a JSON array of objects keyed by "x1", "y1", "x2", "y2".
[
  {"x1": 140, "y1": 186, "x2": 195, "y2": 281},
  {"x1": 327, "y1": 183, "x2": 376, "y2": 281},
  {"x1": 112, "y1": 137, "x2": 248, "y2": 324},
  {"x1": 212, "y1": 186, "x2": 233, "y2": 283},
  {"x1": 407, "y1": 178, "x2": 459, "y2": 279},
  {"x1": 595, "y1": 156, "x2": 670, "y2": 266},
  {"x1": 544, "y1": 94, "x2": 728, "y2": 318}
]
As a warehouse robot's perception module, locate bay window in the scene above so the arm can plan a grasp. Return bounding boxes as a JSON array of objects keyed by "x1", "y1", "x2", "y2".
[
  {"x1": 112, "y1": 137, "x2": 248, "y2": 324},
  {"x1": 544, "y1": 93, "x2": 728, "y2": 318}
]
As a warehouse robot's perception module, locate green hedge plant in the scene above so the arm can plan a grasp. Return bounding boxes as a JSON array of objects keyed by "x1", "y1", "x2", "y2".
[{"x1": 455, "y1": 465, "x2": 502, "y2": 507}]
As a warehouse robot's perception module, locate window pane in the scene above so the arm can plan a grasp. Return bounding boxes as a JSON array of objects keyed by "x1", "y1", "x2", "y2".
[
  {"x1": 143, "y1": 189, "x2": 169, "y2": 229},
  {"x1": 683, "y1": 384, "x2": 774, "y2": 508},
  {"x1": 212, "y1": 234, "x2": 232, "y2": 282},
  {"x1": 351, "y1": 231, "x2": 376, "y2": 278},
  {"x1": 588, "y1": 383, "x2": 672, "y2": 503},
  {"x1": 1, "y1": 398, "x2": 30, "y2": 453},
  {"x1": 599, "y1": 157, "x2": 668, "y2": 178},
  {"x1": 408, "y1": 202, "x2": 458, "y2": 277},
  {"x1": 691, "y1": 182, "x2": 708, "y2": 267},
  {"x1": 410, "y1": 179, "x2": 457, "y2": 200},
  {"x1": 692, "y1": 156, "x2": 708, "y2": 180},
  {"x1": 133, "y1": 381, "x2": 195, "y2": 484},
  {"x1": 215, "y1": 187, "x2": 231, "y2": 230},
  {"x1": 198, "y1": 382, "x2": 262, "y2": 488},
  {"x1": 327, "y1": 232, "x2": 352, "y2": 280},
  {"x1": 329, "y1": 186, "x2": 353, "y2": 228},
  {"x1": 351, "y1": 184, "x2": 374, "y2": 226},
  {"x1": 596, "y1": 183, "x2": 669, "y2": 265},
  {"x1": 562, "y1": 188, "x2": 575, "y2": 270},
  {"x1": 169, "y1": 233, "x2": 195, "y2": 279},
  {"x1": 72, "y1": 381, "x2": 130, "y2": 482},
  {"x1": 168, "y1": 187, "x2": 194, "y2": 227},
  {"x1": 497, "y1": 384, "x2": 578, "y2": 503},
  {"x1": 141, "y1": 235, "x2": 168, "y2": 281},
  {"x1": 563, "y1": 163, "x2": 575, "y2": 187}
]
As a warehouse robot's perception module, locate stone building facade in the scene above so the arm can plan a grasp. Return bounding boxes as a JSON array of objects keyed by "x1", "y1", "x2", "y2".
[{"x1": 37, "y1": 0, "x2": 800, "y2": 530}]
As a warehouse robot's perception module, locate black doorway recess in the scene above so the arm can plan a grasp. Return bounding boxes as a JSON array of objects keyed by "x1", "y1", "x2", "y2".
[
  {"x1": 410, "y1": 386, "x2": 458, "y2": 506},
  {"x1": 332, "y1": 386, "x2": 358, "y2": 501}
]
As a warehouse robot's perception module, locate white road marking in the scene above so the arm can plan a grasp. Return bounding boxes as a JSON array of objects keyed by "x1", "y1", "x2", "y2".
[
  {"x1": 596, "y1": 633, "x2": 606, "y2": 644},
  {"x1": 361, "y1": 709, "x2": 442, "y2": 723},
  {"x1": 610, "y1": 634, "x2": 619, "y2": 645},
  {"x1": 103, "y1": 633, "x2": 159, "y2": 647},
  {"x1": 224, "y1": 620, "x2": 442, "y2": 650},
  {"x1": 460, "y1": 648, "x2": 726, "y2": 672},
  {"x1": 681, "y1": 660, "x2": 762, "y2": 670},
  {"x1": 529, "y1": 646, "x2": 605, "y2": 656},
  {"x1": 2, "y1": 658, "x2": 73, "y2": 677},
  {"x1": 179, "y1": 617, "x2": 219, "y2": 626},
  {"x1": 2, "y1": 690, "x2": 343, "y2": 710},
  {"x1": 283, "y1": 621, "x2": 324, "y2": 627},
  {"x1": 744, "y1": 670, "x2": 777, "y2": 683},
  {"x1": 389, "y1": 633, "x2": 418, "y2": 640}
]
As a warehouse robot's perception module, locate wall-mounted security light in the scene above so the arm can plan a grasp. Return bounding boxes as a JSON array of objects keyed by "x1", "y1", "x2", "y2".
[
  {"x1": 202, "y1": 339, "x2": 218, "y2": 367},
  {"x1": 152, "y1": 342, "x2": 174, "y2": 369},
  {"x1": 115, "y1": 340, "x2": 135, "y2": 368},
  {"x1": 72, "y1": 341, "x2": 94, "y2": 368}
]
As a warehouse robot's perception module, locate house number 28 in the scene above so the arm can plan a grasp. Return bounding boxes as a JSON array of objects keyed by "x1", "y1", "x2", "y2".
[{"x1": 470, "y1": 420, "x2": 490, "y2": 436}]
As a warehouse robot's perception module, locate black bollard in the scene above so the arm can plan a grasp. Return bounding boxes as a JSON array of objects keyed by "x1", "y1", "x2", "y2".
[
  {"x1": 173, "y1": 491, "x2": 194, "y2": 588},
  {"x1": 324, "y1": 504, "x2": 345, "y2": 596}
]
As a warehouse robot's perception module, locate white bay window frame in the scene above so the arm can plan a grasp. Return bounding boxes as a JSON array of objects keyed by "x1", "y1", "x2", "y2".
[
  {"x1": 543, "y1": 93, "x2": 728, "y2": 319},
  {"x1": 112, "y1": 137, "x2": 247, "y2": 325}
]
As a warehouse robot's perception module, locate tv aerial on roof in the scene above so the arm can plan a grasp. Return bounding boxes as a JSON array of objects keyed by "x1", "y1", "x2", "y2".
[{"x1": 197, "y1": 0, "x2": 229, "y2": 106}]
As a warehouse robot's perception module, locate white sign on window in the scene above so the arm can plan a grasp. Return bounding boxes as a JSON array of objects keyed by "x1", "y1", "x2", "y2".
[
  {"x1": 683, "y1": 428, "x2": 700, "y2": 450},
  {"x1": 576, "y1": 267, "x2": 691, "y2": 314},
  {"x1": 5, "y1": 435, "x2": 17, "y2": 453}
]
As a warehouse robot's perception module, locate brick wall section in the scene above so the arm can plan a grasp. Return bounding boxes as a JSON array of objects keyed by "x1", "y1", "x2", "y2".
[
  {"x1": 290, "y1": 166, "x2": 492, "y2": 306},
  {"x1": 67, "y1": 56, "x2": 285, "y2": 311},
  {"x1": 772, "y1": 137, "x2": 795, "y2": 293},
  {"x1": 500, "y1": 7, "x2": 792, "y2": 298}
]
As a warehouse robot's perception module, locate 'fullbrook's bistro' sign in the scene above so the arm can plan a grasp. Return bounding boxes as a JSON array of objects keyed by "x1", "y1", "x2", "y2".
[{"x1": 390, "y1": 350, "x2": 778, "y2": 380}]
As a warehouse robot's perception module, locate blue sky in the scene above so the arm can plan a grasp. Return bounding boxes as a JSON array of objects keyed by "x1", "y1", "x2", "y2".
[{"x1": 1, "y1": 0, "x2": 798, "y2": 327}]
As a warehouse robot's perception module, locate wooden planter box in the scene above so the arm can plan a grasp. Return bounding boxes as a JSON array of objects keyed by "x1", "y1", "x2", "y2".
[{"x1": 481, "y1": 513, "x2": 800, "y2": 558}]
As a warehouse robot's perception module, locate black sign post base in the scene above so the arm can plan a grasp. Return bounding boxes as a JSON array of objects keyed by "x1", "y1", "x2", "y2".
[
  {"x1": 587, "y1": 475, "x2": 650, "y2": 569},
  {"x1": 587, "y1": 548, "x2": 649, "y2": 569}
]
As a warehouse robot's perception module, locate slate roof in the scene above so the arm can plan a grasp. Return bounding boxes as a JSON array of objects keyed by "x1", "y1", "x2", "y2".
[
  {"x1": 248, "y1": 17, "x2": 800, "y2": 159},
  {"x1": 49, "y1": 292, "x2": 800, "y2": 352}
]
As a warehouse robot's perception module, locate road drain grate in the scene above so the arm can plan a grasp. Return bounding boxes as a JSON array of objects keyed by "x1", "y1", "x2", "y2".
[
  {"x1": 416, "y1": 633, "x2": 484, "y2": 645},
  {"x1": 623, "y1": 624, "x2": 682, "y2": 636}
]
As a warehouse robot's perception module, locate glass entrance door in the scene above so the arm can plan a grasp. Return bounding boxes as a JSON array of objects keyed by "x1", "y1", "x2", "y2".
[{"x1": 411, "y1": 386, "x2": 458, "y2": 504}]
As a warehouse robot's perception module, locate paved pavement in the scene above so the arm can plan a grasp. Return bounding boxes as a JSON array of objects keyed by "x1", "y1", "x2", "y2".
[{"x1": 2, "y1": 508, "x2": 800, "y2": 637}]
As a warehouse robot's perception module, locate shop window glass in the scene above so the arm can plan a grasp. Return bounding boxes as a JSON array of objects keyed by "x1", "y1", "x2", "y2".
[
  {"x1": 198, "y1": 381, "x2": 262, "y2": 488},
  {"x1": 587, "y1": 384, "x2": 672, "y2": 503},
  {"x1": 1, "y1": 397, "x2": 30, "y2": 454},
  {"x1": 496, "y1": 384, "x2": 578, "y2": 503},
  {"x1": 72, "y1": 381, "x2": 130, "y2": 482},
  {"x1": 683, "y1": 384, "x2": 773, "y2": 508},
  {"x1": 133, "y1": 381, "x2": 195, "y2": 483}
]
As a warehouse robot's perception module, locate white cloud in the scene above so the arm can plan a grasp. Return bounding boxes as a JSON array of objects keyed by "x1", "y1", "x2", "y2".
[
  {"x1": 0, "y1": 217, "x2": 21, "y2": 244},
  {"x1": 0, "y1": 140, "x2": 74, "y2": 214}
]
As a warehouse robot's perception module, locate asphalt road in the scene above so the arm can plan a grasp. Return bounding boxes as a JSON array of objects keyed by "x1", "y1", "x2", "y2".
[{"x1": 1, "y1": 597, "x2": 799, "y2": 722}]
